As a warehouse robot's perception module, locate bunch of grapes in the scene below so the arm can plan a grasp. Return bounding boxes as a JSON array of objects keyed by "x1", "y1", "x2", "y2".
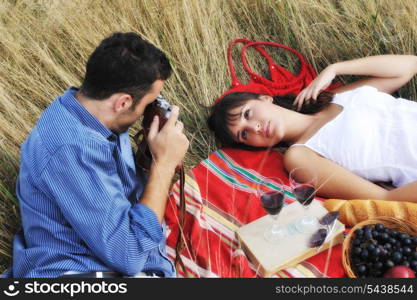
[{"x1": 349, "y1": 223, "x2": 417, "y2": 278}]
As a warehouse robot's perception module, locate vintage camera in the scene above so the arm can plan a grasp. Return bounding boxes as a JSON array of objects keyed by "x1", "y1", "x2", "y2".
[
  {"x1": 135, "y1": 94, "x2": 173, "y2": 171},
  {"x1": 141, "y1": 94, "x2": 172, "y2": 132}
]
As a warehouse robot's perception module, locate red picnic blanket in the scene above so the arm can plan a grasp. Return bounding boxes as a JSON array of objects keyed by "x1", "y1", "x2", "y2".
[{"x1": 164, "y1": 148, "x2": 347, "y2": 278}]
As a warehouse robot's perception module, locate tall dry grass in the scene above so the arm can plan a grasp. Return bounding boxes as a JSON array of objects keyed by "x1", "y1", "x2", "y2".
[{"x1": 1, "y1": 0, "x2": 417, "y2": 273}]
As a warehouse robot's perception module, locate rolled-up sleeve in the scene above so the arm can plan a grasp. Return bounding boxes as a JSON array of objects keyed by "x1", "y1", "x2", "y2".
[
  {"x1": 129, "y1": 204, "x2": 164, "y2": 250},
  {"x1": 40, "y1": 140, "x2": 161, "y2": 275}
]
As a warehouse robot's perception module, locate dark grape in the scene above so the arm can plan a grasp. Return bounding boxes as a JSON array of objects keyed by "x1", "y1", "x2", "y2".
[
  {"x1": 363, "y1": 225, "x2": 371, "y2": 231},
  {"x1": 353, "y1": 247, "x2": 362, "y2": 255},
  {"x1": 370, "y1": 239, "x2": 378, "y2": 245},
  {"x1": 352, "y1": 238, "x2": 361, "y2": 246},
  {"x1": 378, "y1": 246, "x2": 388, "y2": 257},
  {"x1": 412, "y1": 252, "x2": 417, "y2": 260},
  {"x1": 385, "y1": 260, "x2": 395, "y2": 268},
  {"x1": 367, "y1": 244, "x2": 376, "y2": 252},
  {"x1": 380, "y1": 233, "x2": 389, "y2": 241},
  {"x1": 399, "y1": 233, "x2": 409, "y2": 240},
  {"x1": 361, "y1": 249, "x2": 369, "y2": 259},
  {"x1": 375, "y1": 224, "x2": 385, "y2": 232},
  {"x1": 391, "y1": 251, "x2": 403, "y2": 263},
  {"x1": 410, "y1": 260, "x2": 417, "y2": 271},
  {"x1": 388, "y1": 229, "x2": 397, "y2": 237},
  {"x1": 402, "y1": 261, "x2": 410, "y2": 268},
  {"x1": 403, "y1": 238, "x2": 412, "y2": 246},
  {"x1": 403, "y1": 247, "x2": 412, "y2": 256},
  {"x1": 389, "y1": 238, "x2": 397, "y2": 244},
  {"x1": 374, "y1": 262, "x2": 383, "y2": 269},
  {"x1": 364, "y1": 231, "x2": 373, "y2": 240},
  {"x1": 372, "y1": 247, "x2": 381, "y2": 257},
  {"x1": 357, "y1": 265, "x2": 367, "y2": 274},
  {"x1": 355, "y1": 229, "x2": 364, "y2": 236},
  {"x1": 384, "y1": 243, "x2": 392, "y2": 250}
]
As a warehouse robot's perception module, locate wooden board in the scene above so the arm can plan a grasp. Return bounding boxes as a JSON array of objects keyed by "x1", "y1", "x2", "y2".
[{"x1": 236, "y1": 200, "x2": 345, "y2": 277}]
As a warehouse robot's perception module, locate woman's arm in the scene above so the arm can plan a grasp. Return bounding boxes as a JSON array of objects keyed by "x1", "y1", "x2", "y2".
[
  {"x1": 294, "y1": 55, "x2": 417, "y2": 110},
  {"x1": 283, "y1": 146, "x2": 389, "y2": 200},
  {"x1": 284, "y1": 146, "x2": 417, "y2": 203}
]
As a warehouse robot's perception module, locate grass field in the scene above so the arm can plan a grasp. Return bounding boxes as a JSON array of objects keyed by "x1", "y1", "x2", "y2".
[{"x1": 1, "y1": 0, "x2": 417, "y2": 273}]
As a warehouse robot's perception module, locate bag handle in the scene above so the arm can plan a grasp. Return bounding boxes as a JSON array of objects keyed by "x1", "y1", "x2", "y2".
[
  {"x1": 223, "y1": 39, "x2": 340, "y2": 100},
  {"x1": 226, "y1": 38, "x2": 254, "y2": 87},
  {"x1": 240, "y1": 41, "x2": 317, "y2": 91},
  {"x1": 227, "y1": 38, "x2": 282, "y2": 87}
]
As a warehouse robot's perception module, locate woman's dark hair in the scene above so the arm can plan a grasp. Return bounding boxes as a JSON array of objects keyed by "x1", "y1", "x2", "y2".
[
  {"x1": 80, "y1": 32, "x2": 171, "y2": 104},
  {"x1": 207, "y1": 91, "x2": 334, "y2": 150}
]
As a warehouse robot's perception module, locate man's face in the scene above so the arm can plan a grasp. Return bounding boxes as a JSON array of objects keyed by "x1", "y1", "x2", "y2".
[{"x1": 112, "y1": 80, "x2": 164, "y2": 133}]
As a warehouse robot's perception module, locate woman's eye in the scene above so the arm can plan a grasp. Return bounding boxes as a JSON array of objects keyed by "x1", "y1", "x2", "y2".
[
  {"x1": 241, "y1": 130, "x2": 248, "y2": 140},
  {"x1": 243, "y1": 109, "x2": 250, "y2": 119}
]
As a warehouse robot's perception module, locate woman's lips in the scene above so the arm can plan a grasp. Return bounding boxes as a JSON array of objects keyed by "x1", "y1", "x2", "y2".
[{"x1": 264, "y1": 121, "x2": 270, "y2": 137}]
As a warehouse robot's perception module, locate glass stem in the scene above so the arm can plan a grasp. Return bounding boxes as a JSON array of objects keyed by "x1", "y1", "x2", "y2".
[
  {"x1": 304, "y1": 203, "x2": 312, "y2": 215},
  {"x1": 270, "y1": 215, "x2": 280, "y2": 232}
]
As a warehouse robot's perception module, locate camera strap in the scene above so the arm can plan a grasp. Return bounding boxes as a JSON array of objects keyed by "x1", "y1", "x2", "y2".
[{"x1": 175, "y1": 167, "x2": 187, "y2": 274}]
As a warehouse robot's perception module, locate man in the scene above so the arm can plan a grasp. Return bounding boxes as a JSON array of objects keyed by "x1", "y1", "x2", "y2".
[{"x1": 11, "y1": 32, "x2": 189, "y2": 277}]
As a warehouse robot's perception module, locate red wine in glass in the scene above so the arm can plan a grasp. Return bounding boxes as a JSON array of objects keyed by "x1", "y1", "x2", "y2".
[
  {"x1": 257, "y1": 177, "x2": 286, "y2": 243},
  {"x1": 293, "y1": 184, "x2": 315, "y2": 207},
  {"x1": 260, "y1": 191, "x2": 284, "y2": 215},
  {"x1": 289, "y1": 167, "x2": 319, "y2": 233}
]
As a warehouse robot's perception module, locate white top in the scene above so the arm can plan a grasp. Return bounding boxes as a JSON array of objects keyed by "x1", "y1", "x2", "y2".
[{"x1": 292, "y1": 85, "x2": 417, "y2": 187}]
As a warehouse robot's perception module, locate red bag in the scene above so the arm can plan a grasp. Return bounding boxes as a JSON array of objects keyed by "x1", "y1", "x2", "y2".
[{"x1": 216, "y1": 38, "x2": 340, "y2": 102}]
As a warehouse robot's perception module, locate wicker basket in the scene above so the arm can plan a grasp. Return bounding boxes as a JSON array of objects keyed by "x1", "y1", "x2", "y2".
[{"x1": 342, "y1": 217, "x2": 417, "y2": 278}]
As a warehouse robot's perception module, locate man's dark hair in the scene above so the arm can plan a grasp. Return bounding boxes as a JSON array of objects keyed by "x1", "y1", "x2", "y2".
[{"x1": 80, "y1": 32, "x2": 171, "y2": 103}]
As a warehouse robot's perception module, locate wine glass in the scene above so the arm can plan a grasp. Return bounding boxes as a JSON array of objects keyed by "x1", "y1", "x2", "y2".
[
  {"x1": 289, "y1": 167, "x2": 319, "y2": 233},
  {"x1": 258, "y1": 177, "x2": 286, "y2": 244}
]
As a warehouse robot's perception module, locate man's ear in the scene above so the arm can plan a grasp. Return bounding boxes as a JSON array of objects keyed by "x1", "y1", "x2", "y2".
[
  {"x1": 258, "y1": 95, "x2": 273, "y2": 103},
  {"x1": 113, "y1": 94, "x2": 133, "y2": 113}
]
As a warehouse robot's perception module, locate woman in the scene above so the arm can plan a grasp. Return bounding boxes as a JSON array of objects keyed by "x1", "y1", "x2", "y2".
[{"x1": 208, "y1": 55, "x2": 417, "y2": 202}]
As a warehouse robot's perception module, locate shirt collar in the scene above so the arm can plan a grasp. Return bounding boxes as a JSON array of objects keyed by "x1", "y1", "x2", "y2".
[{"x1": 60, "y1": 87, "x2": 116, "y2": 140}]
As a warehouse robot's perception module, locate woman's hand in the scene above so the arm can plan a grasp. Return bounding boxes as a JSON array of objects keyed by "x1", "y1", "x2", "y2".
[{"x1": 293, "y1": 65, "x2": 337, "y2": 111}]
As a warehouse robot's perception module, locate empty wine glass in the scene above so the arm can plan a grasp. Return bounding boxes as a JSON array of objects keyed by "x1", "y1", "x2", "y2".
[
  {"x1": 257, "y1": 177, "x2": 286, "y2": 244},
  {"x1": 289, "y1": 167, "x2": 319, "y2": 233}
]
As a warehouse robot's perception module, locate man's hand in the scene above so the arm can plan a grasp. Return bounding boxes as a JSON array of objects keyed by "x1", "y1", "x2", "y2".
[
  {"x1": 147, "y1": 105, "x2": 189, "y2": 172},
  {"x1": 140, "y1": 105, "x2": 189, "y2": 222}
]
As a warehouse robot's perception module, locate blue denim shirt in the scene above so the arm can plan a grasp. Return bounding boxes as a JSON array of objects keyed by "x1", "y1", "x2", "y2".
[{"x1": 12, "y1": 87, "x2": 175, "y2": 278}]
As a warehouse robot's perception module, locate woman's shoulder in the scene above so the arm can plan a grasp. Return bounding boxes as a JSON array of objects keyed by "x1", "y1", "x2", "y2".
[
  {"x1": 335, "y1": 84, "x2": 378, "y2": 97},
  {"x1": 283, "y1": 145, "x2": 321, "y2": 168},
  {"x1": 332, "y1": 85, "x2": 379, "y2": 106}
]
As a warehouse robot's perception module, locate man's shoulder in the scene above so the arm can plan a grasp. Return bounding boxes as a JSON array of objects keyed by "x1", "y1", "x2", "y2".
[{"x1": 33, "y1": 98, "x2": 108, "y2": 154}]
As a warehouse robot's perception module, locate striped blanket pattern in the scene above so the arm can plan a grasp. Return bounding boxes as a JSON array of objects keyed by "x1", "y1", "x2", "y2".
[{"x1": 164, "y1": 148, "x2": 346, "y2": 278}]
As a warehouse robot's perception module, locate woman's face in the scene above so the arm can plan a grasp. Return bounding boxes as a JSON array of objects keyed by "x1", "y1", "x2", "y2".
[{"x1": 227, "y1": 96, "x2": 285, "y2": 147}]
